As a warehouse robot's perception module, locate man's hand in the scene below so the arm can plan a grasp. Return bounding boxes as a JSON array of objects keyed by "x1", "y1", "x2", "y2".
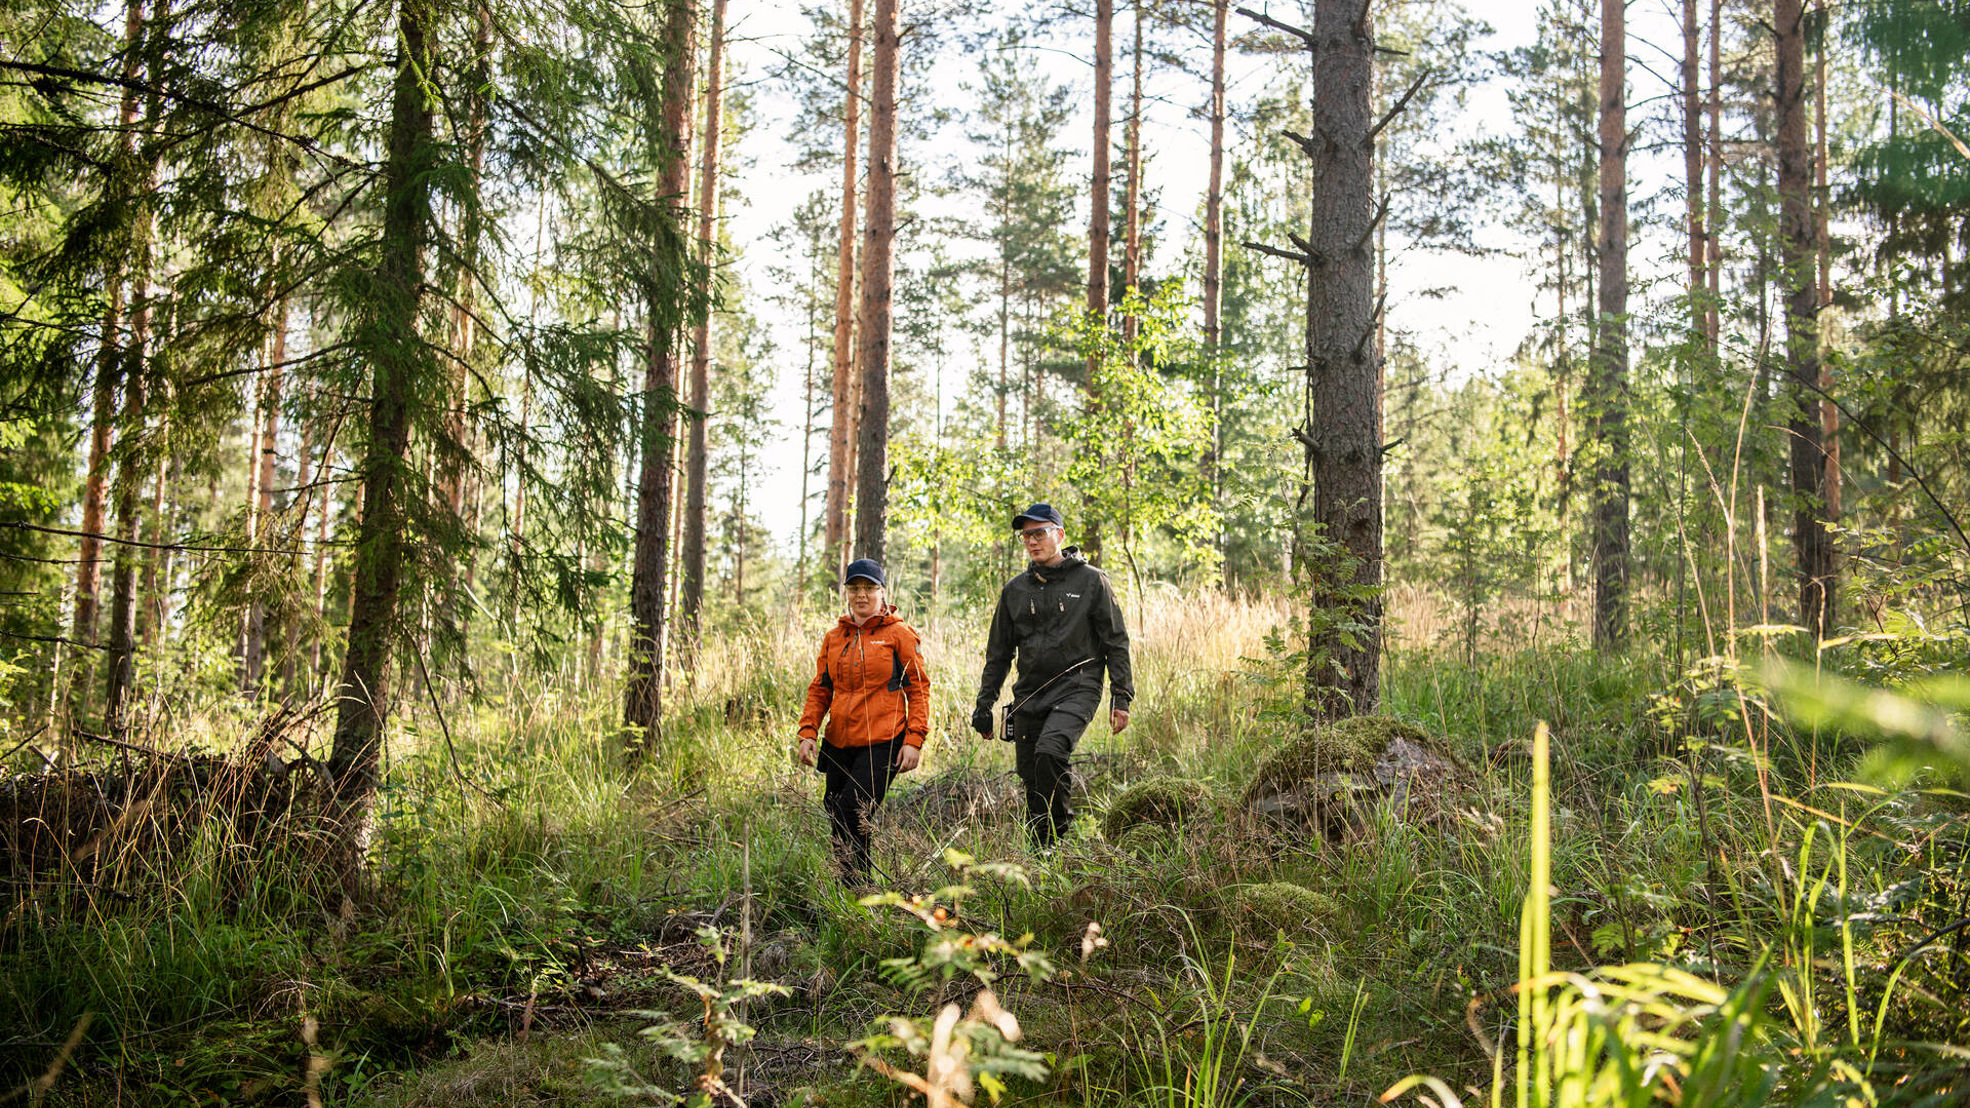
[
  {"x1": 797, "y1": 737, "x2": 817, "y2": 767},
  {"x1": 971, "y1": 708, "x2": 995, "y2": 740},
  {"x1": 896, "y1": 745, "x2": 921, "y2": 773},
  {"x1": 1110, "y1": 708, "x2": 1130, "y2": 734}
]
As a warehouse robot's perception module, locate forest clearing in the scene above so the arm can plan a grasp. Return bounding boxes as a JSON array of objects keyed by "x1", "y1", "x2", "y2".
[{"x1": 2, "y1": 0, "x2": 1968, "y2": 1103}]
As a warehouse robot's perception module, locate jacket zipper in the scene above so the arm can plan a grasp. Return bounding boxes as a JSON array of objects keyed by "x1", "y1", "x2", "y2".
[{"x1": 838, "y1": 622, "x2": 877, "y2": 747}]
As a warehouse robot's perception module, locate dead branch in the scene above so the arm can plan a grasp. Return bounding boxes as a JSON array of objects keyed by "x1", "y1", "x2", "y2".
[{"x1": 1366, "y1": 69, "x2": 1431, "y2": 146}]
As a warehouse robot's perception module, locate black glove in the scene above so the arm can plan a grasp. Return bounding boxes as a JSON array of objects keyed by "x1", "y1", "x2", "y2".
[{"x1": 971, "y1": 707, "x2": 994, "y2": 736}]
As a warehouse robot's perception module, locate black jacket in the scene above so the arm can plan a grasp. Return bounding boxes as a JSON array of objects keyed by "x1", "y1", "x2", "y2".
[{"x1": 972, "y1": 548, "x2": 1133, "y2": 729}]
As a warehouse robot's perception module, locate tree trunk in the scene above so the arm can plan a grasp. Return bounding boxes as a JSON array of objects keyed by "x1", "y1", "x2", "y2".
[
  {"x1": 1202, "y1": 0, "x2": 1226, "y2": 532},
  {"x1": 681, "y1": 0, "x2": 729, "y2": 634},
  {"x1": 798, "y1": 294, "x2": 816, "y2": 588},
  {"x1": 1775, "y1": 0, "x2": 1835, "y2": 636},
  {"x1": 1814, "y1": 0, "x2": 1839, "y2": 526},
  {"x1": 308, "y1": 426, "x2": 340, "y2": 687},
  {"x1": 1706, "y1": 0, "x2": 1722, "y2": 345},
  {"x1": 102, "y1": 0, "x2": 165, "y2": 738},
  {"x1": 1682, "y1": 0, "x2": 1705, "y2": 336},
  {"x1": 71, "y1": 0, "x2": 149, "y2": 725},
  {"x1": 72, "y1": 291, "x2": 122, "y2": 721},
  {"x1": 242, "y1": 300, "x2": 285, "y2": 694},
  {"x1": 102, "y1": 360, "x2": 148, "y2": 738},
  {"x1": 1301, "y1": 0, "x2": 1382, "y2": 719},
  {"x1": 623, "y1": 0, "x2": 698, "y2": 750},
  {"x1": 996, "y1": 172, "x2": 1011, "y2": 451},
  {"x1": 142, "y1": 453, "x2": 171, "y2": 649},
  {"x1": 436, "y1": 2, "x2": 492, "y2": 654},
  {"x1": 852, "y1": 0, "x2": 898, "y2": 565},
  {"x1": 1087, "y1": 0, "x2": 1113, "y2": 378},
  {"x1": 1121, "y1": 0, "x2": 1144, "y2": 343},
  {"x1": 283, "y1": 414, "x2": 314, "y2": 697},
  {"x1": 824, "y1": 0, "x2": 864, "y2": 579},
  {"x1": 325, "y1": 0, "x2": 437, "y2": 838},
  {"x1": 1552, "y1": 90, "x2": 1572, "y2": 589},
  {"x1": 1588, "y1": 0, "x2": 1631, "y2": 651}
]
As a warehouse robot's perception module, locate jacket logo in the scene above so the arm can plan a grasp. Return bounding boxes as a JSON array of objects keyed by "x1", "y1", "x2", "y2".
[{"x1": 1066, "y1": 593, "x2": 1081, "y2": 598}]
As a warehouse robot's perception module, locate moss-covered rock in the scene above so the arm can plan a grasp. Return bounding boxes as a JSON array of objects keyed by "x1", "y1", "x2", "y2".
[
  {"x1": 1241, "y1": 715, "x2": 1465, "y2": 839},
  {"x1": 1101, "y1": 775, "x2": 1217, "y2": 840},
  {"x1": 1113, "y1": 821, "x2": 1175, "y2": 857},
  {"x1": 1228, "y1": 881, "x2": 1339, "y2": 939},
  {"x1": 1240, "y1": 716, "x2": 1430, "y2": 803}
]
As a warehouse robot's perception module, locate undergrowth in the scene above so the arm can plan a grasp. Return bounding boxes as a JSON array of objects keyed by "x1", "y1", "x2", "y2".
[{"x1": 2, "y1": 590, "x2": 1966, "y2": 1105}]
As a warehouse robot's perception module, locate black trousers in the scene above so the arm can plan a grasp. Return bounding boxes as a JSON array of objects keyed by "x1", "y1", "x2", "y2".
[
  {"x1": 818, "y1": 738, "x2": 903, "y2": 882},
  {"x1": 1011, "y1": 706, "x2": 1087, "y2": 849}
]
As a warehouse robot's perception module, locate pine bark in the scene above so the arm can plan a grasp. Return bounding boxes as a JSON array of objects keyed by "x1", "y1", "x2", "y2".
[
  {"x1": 242, "y1": 301, "x2": 285, "y2": 693},
  {"x1": 142, "y1": 453, "x2": 170, "y2": 648},
  {"x1": 824, "y1": 0, "x2": 865, "y2": 578},
  {"x1": 1587, "y1": 0, "x2": 1631, "y2": 651},
  {"x1": 1706, "y1": 0, "x2": 1722, "y2": 345},
  {"x1": 102, "y1": 0, "x2": 165, "y2": 738},
  {"x1": 435, "y1": 2, "x2": 492, "y2": 651},
  {"x1": 1302, "y1": 0, "x2": 1382, "y2": 719},
  {"x1": 623, "y1": 0, "x2": 698, "y2": 749},
  {"x1": 69, "y1": 0, "x2": 147, "y2": 722},
  {"x1": 325, "y1": 0, "x2": 437, "y2": 823},
  {"x1": 1121, "y1": 0, "x2": 1144, "y2": 342},
  {"x1": 1814, "y1": 0, "x2": 1839, "y2": 526},
  {"x1": 102, "y1": 348, "x2": 149, "y2": 737},
  {"x1": 1087, "y1": 0, "x2": 1113, "y2": 381},
  {"x1": 852, "y1": 0, "x2": 898, "y2": 564},
  {"x1": 1775, "y1": 0, "x2": 1835, "y2": 636},
  {"x1": 1200, "y1": 0, "x2": 1224, "y2": 353},
  {"x1": 1682, "y1": 0, "x2": 1706, "y2": 336},
  {"x1": 681, "y1": 0, "x2": 729, "y2": 632}
]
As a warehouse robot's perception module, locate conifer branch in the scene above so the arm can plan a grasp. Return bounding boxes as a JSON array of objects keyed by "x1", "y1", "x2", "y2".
[
  {"x1": 1235, "y1": 7, "x2": 1314, "y2": 49},
  {"x1": 1350, "y1": 195, "x2": 1391, "y2": 257},
  {"x1": 1281, "y1": 128, "x2": 1319, "y2": 158},
  {"x1": 1366, "y1": 69, "x2": 1431, "y2": 146},
  {"x1": 0, "y1": 521, "x2": 340, "y2": 556},
  {"x1": 1243, "y1": 240, "x2": 1317, "y2": 268}
]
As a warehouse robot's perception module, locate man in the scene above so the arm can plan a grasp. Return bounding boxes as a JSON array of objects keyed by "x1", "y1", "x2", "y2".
[{"x1": 972, "y1": 503, "x2": 1133, "y2": 849}]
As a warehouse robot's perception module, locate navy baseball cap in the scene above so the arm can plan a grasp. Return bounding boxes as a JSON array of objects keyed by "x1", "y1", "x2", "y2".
[
  {"x1": 842, "y1": 558, "x2": 885, "y2": 585},
  {"x1": 1011, "y1": 503, "x2": 1064, "y2": 530}
]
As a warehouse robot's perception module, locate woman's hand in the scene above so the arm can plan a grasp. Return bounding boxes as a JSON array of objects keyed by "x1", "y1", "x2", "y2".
[
  {"x1": 896, "y1": 744, "x2": 921, "y2": 773},
  {"x1": 797, "y1": 737, "x2": 817, "y2": 767}
]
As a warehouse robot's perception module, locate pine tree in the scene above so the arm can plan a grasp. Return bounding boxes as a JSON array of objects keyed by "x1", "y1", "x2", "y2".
[
  {"x1": 1775, "y1": 0, "x2": 1835, "y2": 636},
  {"x1": 325, "y1": 0, "x2": 442, "y2": 838},
  {"x1": 825, "y1": 0, "x2": 865, "y2": 578},
  {"x1": 623, "y1": 0, "x2": 699, "y2": 752},
  {"x1": 1586, "y1": 0, "x2": 1630, "y2": 650},
  {"x1": 680, "y1": 0, "x2": 730, "y2": 635},
  {"x1": 852, "y1": 0, "x2": 899, "y2": 564}
]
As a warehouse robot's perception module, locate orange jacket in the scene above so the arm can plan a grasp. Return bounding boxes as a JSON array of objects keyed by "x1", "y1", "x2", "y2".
[{"x1": 798, "y1": 607, "x2": 931, "y2": 749}]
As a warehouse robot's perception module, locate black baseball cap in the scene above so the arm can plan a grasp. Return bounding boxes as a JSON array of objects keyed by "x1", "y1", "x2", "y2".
[
  {"x1": 842, "y1": 558, "x2": 885, "y2": 585},
  {"x1": 1011, "y1": 503, "x2": 1064, "y2": 530}
]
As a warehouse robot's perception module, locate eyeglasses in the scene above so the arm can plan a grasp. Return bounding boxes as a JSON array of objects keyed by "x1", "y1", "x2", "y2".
[
  {"x1": 844, "y1": 583, "x2": 882, "y2": 595},
  {"x1": 1017, "y1": 526, "x2": 1057, "y2": 543}
]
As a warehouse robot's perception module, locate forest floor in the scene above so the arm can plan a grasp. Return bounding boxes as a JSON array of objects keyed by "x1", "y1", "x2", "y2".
[{"x1": 5, "y1": 591, "x2": 1967, "y2": 1106}]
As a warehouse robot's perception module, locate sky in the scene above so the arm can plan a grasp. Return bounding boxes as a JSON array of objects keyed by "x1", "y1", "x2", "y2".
[{"x1": 704, "y1": 0, "x2": 1690, "y2": 558}]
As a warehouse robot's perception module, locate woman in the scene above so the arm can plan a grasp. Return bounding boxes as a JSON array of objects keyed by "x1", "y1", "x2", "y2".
[{"x1": 797, "y1": 558, "x2": 930, "y2": 884}]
